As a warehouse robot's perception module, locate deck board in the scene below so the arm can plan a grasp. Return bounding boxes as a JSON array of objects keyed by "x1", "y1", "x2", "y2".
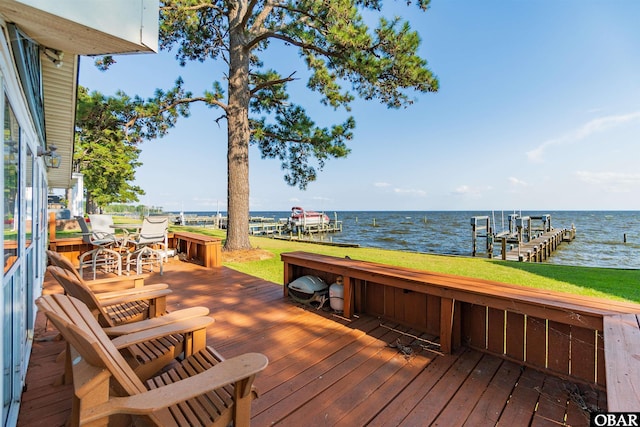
[
  {"x1": 338, "y1": 346, "x2": 437, "y2": 425},
  {"x1": 399, "y1": 349, "x2": 485, "y2": 426},
  {"x1": 432, "y1": 353, "x2": 504, "y2": 426},
  {"x1": 18, "y1": 259, "x2": 604, "y2": 426},
  {"x1": 463, "y1": 359, "x2": 522, "y2": 426},
  {"x1": 367, "y1": 350, "x2": 464, "y2": 426},
  {"x1": 252, "y1": 324, "x2": 398, "y2": 425},
  {"x1": 533, "y1": 375, "x2": 571, "y2": 425},
  {"x1": 497, "y1": 367, "x2": 547, "y2": 425},
  {"x1": 279, "y1": 331, "x2": 404, "y2": 425}
]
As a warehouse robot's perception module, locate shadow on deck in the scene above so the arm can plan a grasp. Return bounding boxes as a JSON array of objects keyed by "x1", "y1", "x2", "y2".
[{"x1": 18, "y1": 260, "x2": 602, "y2": 426}]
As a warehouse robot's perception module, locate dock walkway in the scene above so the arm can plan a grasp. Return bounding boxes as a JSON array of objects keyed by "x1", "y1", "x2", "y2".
[
  {"x1": 472, "y1": 213, "x2": 576, "y2": 262},
  {"x1": 503, "y1": 227, "x2": 575, "y2": 261}
]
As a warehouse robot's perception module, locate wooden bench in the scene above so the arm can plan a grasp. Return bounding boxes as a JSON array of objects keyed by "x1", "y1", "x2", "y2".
[
  {"x1": 603, "y1": 313, "x2": 640, "y2": 411},
  {"x1": 170, "y1": 231, "x2": 222, "y2": 268},
  {"x1": 281, "y1": 251, "x2": 640, "y2": 390}
]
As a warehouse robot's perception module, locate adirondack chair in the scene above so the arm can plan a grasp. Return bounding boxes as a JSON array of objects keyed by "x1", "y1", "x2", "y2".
[
  {"x1": 47, "y1": 265, "x2": 171, "y2": 325},
  {"x1": 47, "y1": 265, "x2": 213, "y2": 380},
  {"x1": 36, "y1": 294, "x2": 268, "y2": 427},
  {"x1": 46, "y1": 250, "x2": 168, "y2": 293}
]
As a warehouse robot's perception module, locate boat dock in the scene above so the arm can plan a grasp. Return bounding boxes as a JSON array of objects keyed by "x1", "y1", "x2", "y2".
[
  {"x1": 471, "y1": 213, "x2": 576, "y2": 262},
  {"x1": 247, "y1": 210, "x2": 343, "y2": 237},
  {"x1": 502, "y1": 226, "x2": 576, "y2": 261},
  {"x1": 173, "y1": 213, "x2": 227, "y2": 228},
  {"x1": 249, "y1": 218, "x2": 343, "y2": 237},
  {"x1": 173, "y1": 212, "x2": 344, "y2": 238},
  {"x1": 249, "y1": 217, "x2": 286, "y2": 235}
]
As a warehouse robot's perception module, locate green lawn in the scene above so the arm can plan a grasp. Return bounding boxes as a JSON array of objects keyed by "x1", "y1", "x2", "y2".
[{"x1": 170, "y1": 226, "x2": 640, "y2": 304}]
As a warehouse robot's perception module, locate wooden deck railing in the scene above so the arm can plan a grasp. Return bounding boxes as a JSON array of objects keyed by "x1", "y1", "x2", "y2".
[
  {"x1": 461, "y1": 301, "x2": 605, "y2": 384},
  {"x1": 281, "y1": 251, "x2": 640, "y2": 401}
]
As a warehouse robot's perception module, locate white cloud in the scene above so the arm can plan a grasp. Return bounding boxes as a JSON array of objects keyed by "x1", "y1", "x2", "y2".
[
  {"x1": 393, "y1": 188, "x2": 427, "y2": 197},
  {"x1": 453, "y1": 185, "x2": 472, "y2": 195},
  {"x1": 508, "y1": 176, "x2": 528, "y2": 186},
  {"x1": 452, "y1": 184, "x2": 492, "y2": 199},
  {"x1": 527, "y1": 111, "x2": 640, "y2": 162},
  {"x1": 575, "y1": 171, "x2": 640, "y2": 193},
  {"x1": 374, "y1": 182, "x2": 392, "y2": 188},
  {"x1": 374, "y1": 181, "x2": 426, "y2": 197}
]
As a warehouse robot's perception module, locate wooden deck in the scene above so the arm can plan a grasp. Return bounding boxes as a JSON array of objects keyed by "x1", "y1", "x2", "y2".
[{"x1": 18, "y1": 259, "x2": 605, "y2": 426}]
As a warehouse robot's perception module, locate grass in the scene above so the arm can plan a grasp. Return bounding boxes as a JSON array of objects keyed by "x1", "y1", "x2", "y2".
[{"x1": 170, "y1": 226, "x2": 640, "y2": 304}]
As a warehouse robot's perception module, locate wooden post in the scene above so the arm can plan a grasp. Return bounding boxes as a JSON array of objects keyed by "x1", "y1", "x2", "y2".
[
  {"x1": 343, "y1": 276, "x2": 353, "y2": 319},
  {"x1": 440, "y1": 297, "x2": 455, "y2": 354},
  {"x1": 501, "y1": 237, "x2": 507, "y2": 261},
  {"x1": 471, "y1": 221, "x2": 477, "y2": 257},
  {"x1": 354, "y1": 278, "x2": 362, "y2": 313},
  {"x1": 282, "y1": 261, "x2": 293, "y2": 297},
  {"x1": 48, "y1": 211, "x2": 56, "y2": 241}
]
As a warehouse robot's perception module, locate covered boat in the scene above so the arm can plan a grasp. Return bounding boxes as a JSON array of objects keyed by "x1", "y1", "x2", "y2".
[{"x1": 290, "y1": 206, "x2": 330, "y2": 227}]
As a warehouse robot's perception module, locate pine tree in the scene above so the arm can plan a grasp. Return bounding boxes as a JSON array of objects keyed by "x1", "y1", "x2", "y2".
[{"x1": 100, "y1": 0, "x2": 438, "y2": 250}]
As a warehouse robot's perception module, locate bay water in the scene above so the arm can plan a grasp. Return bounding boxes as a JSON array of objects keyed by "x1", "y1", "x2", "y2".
[{"x1": 179, "y1": 210, "x2": 640, "y2": 269}]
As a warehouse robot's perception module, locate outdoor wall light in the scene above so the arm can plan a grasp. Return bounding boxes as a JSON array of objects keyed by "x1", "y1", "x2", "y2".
[
  {"x1": 37, "y1": 145, "x2": 62, "y2": 168},
  {"x1": 42, "y1": 48, "x2": 64, "y2": 68}
]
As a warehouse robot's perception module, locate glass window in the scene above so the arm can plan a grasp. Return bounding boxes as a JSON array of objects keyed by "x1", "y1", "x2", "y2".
[
  {"x1": 25, "y1": 146, "x2": 33, "y2": 247},
  {"x1": 3, "y1": 275, "x2": 14, "y2": 415},
  {"x1": 4, "y1": 95, "x2": 20, "y2": 272}
]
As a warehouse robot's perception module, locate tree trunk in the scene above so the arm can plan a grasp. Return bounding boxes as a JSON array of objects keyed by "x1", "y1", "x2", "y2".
[
  {"x1": 224, "y1": 26, "x2": 252, "y2": 251},
  {"x1": 86, "y1": 192, "x2": 96, "y2": 214}
]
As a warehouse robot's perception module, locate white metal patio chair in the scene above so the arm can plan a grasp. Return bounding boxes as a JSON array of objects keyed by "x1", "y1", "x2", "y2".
[
  {"x1": 76, "y1": 216, "x2": 122, "y2": 279},
  {"x1": 88, "y1": 214, "x2": 126, "y2": 245},
  {"x1": 124, "y1": 217, "x2": 169, "y2": 275}
]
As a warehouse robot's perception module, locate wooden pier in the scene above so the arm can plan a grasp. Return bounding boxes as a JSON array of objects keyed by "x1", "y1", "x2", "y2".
[
  {"x1": 173, "y1": 213, "x2": 227, "y2": 228},
  {"x1": 249, "y1": 214, "x2": 343, "y2": 237},
  {"x1": 249, "y1": 220, "x2": 286, "y2": 235},
  {"x1": 503, "y1": 226, "x2": 575, "y2": 261},
  {"x1": 471, "y1": 213, "x2": 576, "y2": 262},
  {"x1": 173, "y1": 213, "x2": 344, "y2": 238}
]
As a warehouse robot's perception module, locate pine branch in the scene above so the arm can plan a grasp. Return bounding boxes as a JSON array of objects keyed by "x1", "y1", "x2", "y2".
[
  {"x1": 248, "y1": 31, "x2": 333, "y2": 57},
  {"x1": 250, "y1": 72, "x2": 297, "y2": 95},
  {"x1": 160, "y1": 2, "x2": 223, "y2": 14},
  {"x1": 122, "y1": 96, "x2": 226, "y2": 139}
]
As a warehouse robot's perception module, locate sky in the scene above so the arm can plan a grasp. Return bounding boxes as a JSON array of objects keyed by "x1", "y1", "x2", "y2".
[{"x1": 77, "y1": 0, "x2": 640, "y2": 213}]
